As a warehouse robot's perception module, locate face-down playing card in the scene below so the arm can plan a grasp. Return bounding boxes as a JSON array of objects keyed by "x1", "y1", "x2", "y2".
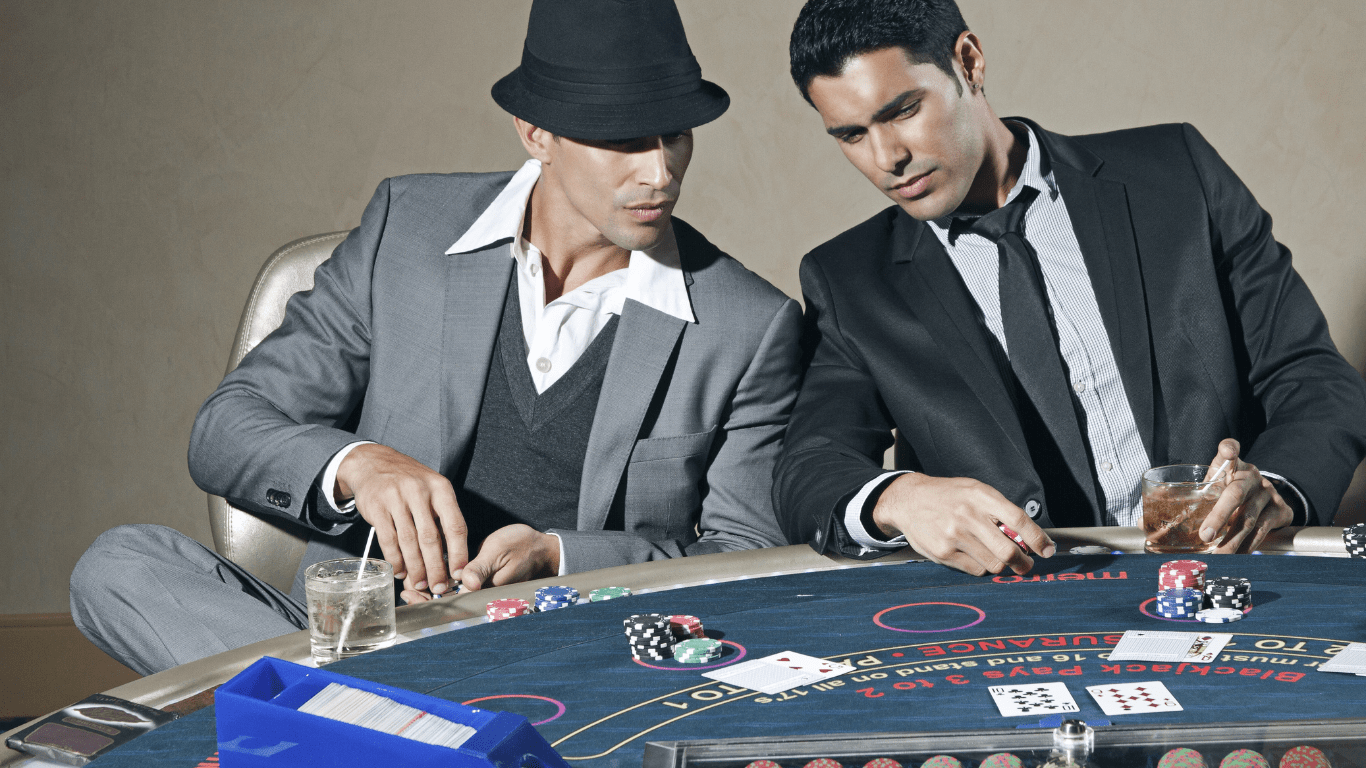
[
  {"x1": 1085, "y1": 680, "x2": 1183, "y2": 716},
  {"x1": 987, "y1": 682, "x2": 1080, "y2": 717},
  {"x1": 702, "y1": 651, "x2": 855, "y2": 695}
]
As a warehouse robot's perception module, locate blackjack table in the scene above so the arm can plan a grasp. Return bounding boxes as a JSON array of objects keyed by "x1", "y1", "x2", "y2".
[{"x1": 6, "y1": 527, "x2": 1366, "y2": 768}]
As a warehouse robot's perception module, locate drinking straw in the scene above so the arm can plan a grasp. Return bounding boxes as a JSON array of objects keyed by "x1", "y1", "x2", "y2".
[
  {"x1": 335, "y1": 526, "x2": 377, "y2": 656},
  {"x1": 1207, "y1": 459, "x2": 1231, "y2": 487}
]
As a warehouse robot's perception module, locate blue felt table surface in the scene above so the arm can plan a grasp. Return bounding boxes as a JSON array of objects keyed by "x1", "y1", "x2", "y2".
[{"x1": 90, "y1": 554, "x2": 1366, "y2": 767}]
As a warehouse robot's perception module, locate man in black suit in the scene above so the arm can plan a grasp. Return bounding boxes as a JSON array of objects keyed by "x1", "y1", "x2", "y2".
[{"x1": 774, "y1": 0, "x2": 1366, "y2": 576}]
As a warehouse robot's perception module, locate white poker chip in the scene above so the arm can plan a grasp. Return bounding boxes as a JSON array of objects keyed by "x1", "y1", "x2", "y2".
[
  {"x1": 1196, "y1": 607, "x2": 1244, "y2": 623},
  {"x1": 1069, "y1": 546, "x2": 1111, "y2": 555}
]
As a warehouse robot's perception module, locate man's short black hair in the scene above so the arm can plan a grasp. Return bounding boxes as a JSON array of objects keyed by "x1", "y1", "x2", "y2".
[{"x1": 790, "y1": 0, "x2": 969, "y2": 105}]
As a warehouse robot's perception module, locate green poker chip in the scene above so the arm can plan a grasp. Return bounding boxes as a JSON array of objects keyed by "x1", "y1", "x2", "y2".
[
  {"x1": 590, "y1": 586, "x2": 633, "y2": 601},
  {"x1": 673, "y1": 638, "x2": 722, "y2": 663}
]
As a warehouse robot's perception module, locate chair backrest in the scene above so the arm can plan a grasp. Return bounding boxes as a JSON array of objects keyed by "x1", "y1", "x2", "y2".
[{"x1": 207, "y1": 232, "x2": 350, "y2": 593}]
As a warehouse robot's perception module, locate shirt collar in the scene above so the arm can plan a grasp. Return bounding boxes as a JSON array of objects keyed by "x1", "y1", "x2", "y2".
[
  {"x1": 447, "y1": 159, "x2": 541, "y2": 255},
  {"x1": 446, "y1": 159, "x2": 695, "y2": 324},
  {"x1": 931, "y1": 121, "x2": 1059, "y2": 241}
]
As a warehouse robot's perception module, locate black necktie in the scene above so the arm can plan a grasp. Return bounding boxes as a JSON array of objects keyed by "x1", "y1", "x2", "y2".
[{"x1": 967, "y1": 186, "x2": 1097, "y2": 525}]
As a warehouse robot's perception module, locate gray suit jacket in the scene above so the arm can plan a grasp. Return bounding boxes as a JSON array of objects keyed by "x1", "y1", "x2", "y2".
[{"x1": 189, "y1": 171, "x2": 800, "y2": 590}]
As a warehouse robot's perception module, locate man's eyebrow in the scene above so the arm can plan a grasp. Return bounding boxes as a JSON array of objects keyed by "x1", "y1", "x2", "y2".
[
  {"x1": 825, "y1": 89, "x2": 923, "y2": 138},
  {"x1": 871, "y1": 90, "x2": 922, "y2": 122}
]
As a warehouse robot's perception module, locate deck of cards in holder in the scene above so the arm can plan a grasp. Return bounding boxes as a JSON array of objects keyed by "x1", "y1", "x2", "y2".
[
  {"x1": 298, "y1": 683, "x2": 476, "y2": 749},
  {"x1": 214, "y1": 656, "x2": 571, "y2": 768}
]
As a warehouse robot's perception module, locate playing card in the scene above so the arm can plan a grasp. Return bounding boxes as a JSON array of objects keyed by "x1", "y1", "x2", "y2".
[
  {"x1": 987, "y1": 682, "x2": 1079, "y2": 717},
  {"x1": 1085, "y1": 680, "x2": 1183, "y2": 716},
  {"x1": 763, "y1": 651, "x2": 849, "y2": 675},
  {"x1": 1106, "y1": 631, "x2": 1231, "y2": 664},
  {"x1": 702, "y1": 651, "x2": 854, "y2": 694},
  {"x1": 1319, "y1": 643, "x2": 1366, "y2": 674}
]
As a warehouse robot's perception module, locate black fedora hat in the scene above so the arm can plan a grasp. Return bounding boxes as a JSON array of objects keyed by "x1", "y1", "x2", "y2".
[{"x1": 491, "y1": 0, "x2": 730, "y2": 140}]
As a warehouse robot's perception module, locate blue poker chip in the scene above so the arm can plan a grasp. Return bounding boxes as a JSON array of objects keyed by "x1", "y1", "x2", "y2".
[{"x1": 1157, "y1": 587, "x2": 1202, "y2": 600}]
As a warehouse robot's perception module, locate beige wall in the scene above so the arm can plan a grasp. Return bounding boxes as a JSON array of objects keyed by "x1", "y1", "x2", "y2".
[{"x1": 3, "y1": 1, "x2": 1364, "y2": 614}]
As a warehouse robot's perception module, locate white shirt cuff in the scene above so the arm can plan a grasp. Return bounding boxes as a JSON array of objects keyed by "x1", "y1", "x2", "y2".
[
  {"x1": 843, "y1": 471, "x2": 912, "y2": 551},
  {"x1": 321, "y1": 441, "x2": 376, "y2": 514},
  {"x1": 548, "y1": 532, "x2": 567, "y2": 577},
  {"x1": 1259, "y1": 470, "x2": 1309, "y2": 522}
]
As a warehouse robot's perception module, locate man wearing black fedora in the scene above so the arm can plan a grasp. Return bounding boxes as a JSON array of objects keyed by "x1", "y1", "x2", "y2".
[{"x1": 71, "y1": 0, "x2": 800, "y2": 675}]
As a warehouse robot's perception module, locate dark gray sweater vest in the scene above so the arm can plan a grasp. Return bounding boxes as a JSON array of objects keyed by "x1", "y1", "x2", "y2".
[{"x1": 457, "y1": 278, "x2": 618, "y2": 549}]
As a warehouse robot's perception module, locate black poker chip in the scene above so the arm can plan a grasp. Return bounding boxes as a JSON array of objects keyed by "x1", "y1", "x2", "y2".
[{"x1": 1345, "y1": 524, "x2": 1366, "y2": 558}]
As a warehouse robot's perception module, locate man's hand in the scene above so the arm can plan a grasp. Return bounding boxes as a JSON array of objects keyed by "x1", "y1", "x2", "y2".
[
  {"x1": 398, "y1": 525, "x2": 562, "y2": 604},
  {"x1": 871, "y1": 473, "x2": 1056, "y2": 576},
  {"x1": 336, "y1": 443, "x2": 468, "y2": 596},
  {"x1": 455, "y1": 524, "x2": 561, "y2": 592},
  {"x1": 1200, "y1": 438, "x2": 1294, "y2": 553}
]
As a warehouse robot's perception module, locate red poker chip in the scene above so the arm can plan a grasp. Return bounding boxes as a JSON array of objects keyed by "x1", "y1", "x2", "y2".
[
  {"x1": 1278, "y1": 745, "x2": 1329, "y2": 768},
  {"x1": 863, "y1": 759, "x2": 904, "y2": 768},
  {"x1": 667, "y1": 614, "x2": 705, "y2": 637},
  {"x1": 919, "y1": 757, "x2": 961, "y2": 768},
  {"x1": 1160, "y1": 560, "x2": 1208, "y2": 573},
  {"x1": 997, "y1": 524, "x2": 1030, "y2": 553},
  {"x1": 744, "y1": 762, "x2": 782, "y2": 768},
  {"x1": 803, "y1": 759, "x2": 843, "y2": 768},
  {"x1": 486, "y1": 598, "x2": 531, "y2": 621}
]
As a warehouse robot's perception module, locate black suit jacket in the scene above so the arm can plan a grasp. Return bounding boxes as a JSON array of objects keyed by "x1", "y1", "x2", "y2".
[{"x1": 775, "y1": 119, "x2": 1366, "y2": 557}]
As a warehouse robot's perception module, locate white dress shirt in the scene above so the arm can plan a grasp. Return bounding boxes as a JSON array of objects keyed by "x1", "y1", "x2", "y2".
[
  {"x1": 845, "y1": 124, "x2": 1304, "y2": 550},
  {"x1": 320, "y1": 159, "x2": 696, "y2": 574}
]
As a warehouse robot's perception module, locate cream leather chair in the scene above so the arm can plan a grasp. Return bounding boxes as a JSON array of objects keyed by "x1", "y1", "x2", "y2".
[{"x1": 207, "y1": 231, "x2": 349, "y2": 592}]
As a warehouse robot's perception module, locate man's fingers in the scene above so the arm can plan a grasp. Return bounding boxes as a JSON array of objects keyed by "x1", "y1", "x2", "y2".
[
  {"x1": 384, "y1": 490, "x2": 428, "y2": 590},
  {"x1": 459, "y1": 553, "x2": 498, "y2": 592},
  {"x1": 963, "y1": 520, "x2": 1031, "y2": 575},
  {"x1": 1204, "y1": 438, "x2": 1242, "y2": 482},
  {"x1": 432, "y1": 488, "x2": 469, "y2": 581},
  {"x1": 1215, "y1": 485, "x2": 1270, "y2": 554},
  {"x1": 998, "y1": 516, "x2": 1055, "y2": 559},
  {"x1": 362, "y1": 508, "x2": 407, "y2": 580},
  {"x1": 1201, "y1": 471, "x2": 1255, "y2": 542},
  {"x1": 407, "y1": 489, "x2": 450, "y2": 594},
  {"x1": 937, "y1": 550, "x2": 989, "y2": 577},
  {"x1": 400, "y1": 589, "x2": 432, "y2": 605}
]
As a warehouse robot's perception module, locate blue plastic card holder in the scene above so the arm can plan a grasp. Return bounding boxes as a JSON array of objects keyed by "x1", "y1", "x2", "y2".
[{"x1": 215, "y1": 657, "x2": 570, "y2": 768}]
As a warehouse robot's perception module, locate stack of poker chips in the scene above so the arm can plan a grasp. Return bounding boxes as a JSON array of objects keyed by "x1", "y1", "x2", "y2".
[
  {"x1": 533, "y1": 585, "x2": 579, "y2": 612},
  {"x1": 1205, "y1": 576, "x2": 1252, "y2": 611},
  {"x1": 1156, "y1": 587, "x2": 1203, "y2": 618},
  {"x1": 1344, "y1": 523, "x2": 1366, "y2": 558},
  {"x1": 624, "y1": 614, "x2": 674, "y2": 660},
  {"x1": 486, "y1": 598, "x2": 531, "y2": 622},
  {"x1": 589, "y1": 586, "x2": 632, "y2": 602},
  {"x1": 666, "y1": 614, "x2": 705, "y2": 641},
  {"x1": 672, "y1": 638, "x2": 723, "y2": 664},
  {"x1": 1154, "y1": 560, "x2": 1208, "y2": 618},
  {"x1": 1158, "y1": 560, "x2": 1209, "y2": 591}
]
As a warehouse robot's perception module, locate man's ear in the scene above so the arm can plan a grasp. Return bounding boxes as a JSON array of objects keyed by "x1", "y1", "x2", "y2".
[
  {"x1": 514, "y1": 116, "x2": 555, "y2": 163},
  {"x1": 955, "y1": 31, "x2": 987, "y2": 95}
]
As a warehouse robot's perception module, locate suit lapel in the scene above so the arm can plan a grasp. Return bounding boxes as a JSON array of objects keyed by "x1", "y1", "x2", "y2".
[
  {"x1": 1040, "y1": 126, "x2": 1156, "y2": 461},
  {"x1": 438, "y1": 241, "x2": 514, "y2": 476},
  {"x1": 886, "y1": 215, "x2": 1034, "y2": 469},
  {"x1": 577, "y1": 299, "x2": 686, "y2": 531}
]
